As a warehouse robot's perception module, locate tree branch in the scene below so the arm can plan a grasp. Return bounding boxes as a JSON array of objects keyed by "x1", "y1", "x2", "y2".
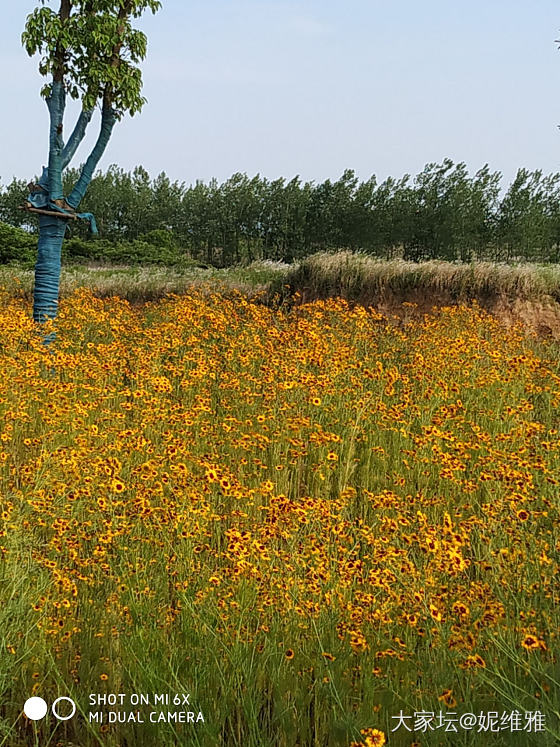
[
  {"x1": 46, "y1": 0, "x2": 72, "y2": 201},
  {"x1": 66, "y1": 106, "x2": 117, "y2": 209},
  {"x1": 104, "y1": 0, "x2": 134, "y2": 109},
  {"x1": 61, "y1": 108, "x2": 94, "y2": 170},
  {"x1": 46, "y1": 81, "x2": 66, "y2": 201},
  {"x1": 53, "y1": 0, "x2": 72, "y2": 82}
]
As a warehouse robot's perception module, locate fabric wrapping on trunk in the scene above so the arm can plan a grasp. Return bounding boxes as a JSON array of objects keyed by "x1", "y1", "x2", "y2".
[{"x1": 33, "y1": 215, "x2": 67, "y2": 323}]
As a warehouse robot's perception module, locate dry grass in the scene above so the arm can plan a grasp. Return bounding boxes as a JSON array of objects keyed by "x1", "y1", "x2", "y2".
[
  {"x1": 4, "y1": 253, "x2": 560, "y2": 306},
  {"x1": 0, "y1": 260, "x2": 290, "y2": 304},
  {"x1": 285, "y1": 251, "x2": 560, "y2": 304}
]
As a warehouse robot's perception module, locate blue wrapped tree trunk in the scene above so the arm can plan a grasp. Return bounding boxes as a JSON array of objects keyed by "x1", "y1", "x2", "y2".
[
  {"x1": 34, "y1": 216, "x2": 66, "y2": 322},
  {"x1": 21, "y1": 0, "x2": 161, "y2": 325}
]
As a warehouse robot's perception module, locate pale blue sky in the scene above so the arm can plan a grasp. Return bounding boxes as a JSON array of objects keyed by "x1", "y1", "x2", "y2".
[{"x1": 1, "y1": 1, "x2": 559, "y2": 189}]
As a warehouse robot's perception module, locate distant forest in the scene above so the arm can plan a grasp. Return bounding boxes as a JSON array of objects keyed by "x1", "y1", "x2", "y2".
[{"x1": 2, "y1": 158, "x2": 560, "y2": 266}]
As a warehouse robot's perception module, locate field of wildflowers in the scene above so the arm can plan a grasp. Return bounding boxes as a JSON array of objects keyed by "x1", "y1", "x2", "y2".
[{"x1": 0, "y1": 288, "x2": 558, "y2": 746}]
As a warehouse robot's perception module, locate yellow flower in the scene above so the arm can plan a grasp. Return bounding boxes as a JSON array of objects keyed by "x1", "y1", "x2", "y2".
[
  {"x1": 360, "y1": 728, "x2": 386, "y2": 746},
  {"x1": 521, "y1": 635, "x2": 545, "y2": 651},
  {"x1": 429, "y1": 604, "x2": 443, "y2": 622},
  {"x1": 438, "y1": 689, "x2": 457, "y2": 708},
  {"x1": 464, "y1": 654, "x2": 486, "y2": 668}
]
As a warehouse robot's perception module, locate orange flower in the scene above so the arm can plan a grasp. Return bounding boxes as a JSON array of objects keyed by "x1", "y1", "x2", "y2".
[
  {"x1": 360, "y1": 728, "x2": 386, "y2": 746},
  {"x1": 521, "y1": 635, "x2": 546, "y2": 651},
  {"x1": 438, "y1": 689, "x2": 457, "y2": 708}
]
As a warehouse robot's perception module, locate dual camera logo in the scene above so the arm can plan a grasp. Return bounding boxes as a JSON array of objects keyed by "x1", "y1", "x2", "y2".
[{"x1": 24, "y1": 696, "x2": 76, "y2": 721}]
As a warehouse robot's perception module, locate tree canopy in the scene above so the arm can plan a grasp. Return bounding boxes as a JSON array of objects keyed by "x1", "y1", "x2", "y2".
[{"x1": 22, "y1": 0, "x2": 161, "y2": 116}]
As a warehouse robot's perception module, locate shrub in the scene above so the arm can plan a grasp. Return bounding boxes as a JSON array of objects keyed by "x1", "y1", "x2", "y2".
[
  {"x1": 0, "y1": 222, "x2": 36, "y2": 264},
  {"x1": 139, "y1": 228, "x2": 177, "y2": 249}
]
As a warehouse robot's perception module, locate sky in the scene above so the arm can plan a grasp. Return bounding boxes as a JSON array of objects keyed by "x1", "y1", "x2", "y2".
[{"x1": 1, "y1": 0, "x2": 560, "y2": 191}]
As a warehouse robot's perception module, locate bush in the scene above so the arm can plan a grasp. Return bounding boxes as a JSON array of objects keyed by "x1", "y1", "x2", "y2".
[
  {"x1": 62, "y1": 237, "x2": 113, "y2": 261},
  {"x1": 100, "y1": 239, "x2": 183, "y2": 265},
  {"x1": 0, "y1": 222, "x2": 36, "y2": 264},
  {"x1": 139, "y1": 228, "x2": 177, "y2": 249},
  {"x1": 60, "y1": 236, "x2": 184, "y2": 265}
]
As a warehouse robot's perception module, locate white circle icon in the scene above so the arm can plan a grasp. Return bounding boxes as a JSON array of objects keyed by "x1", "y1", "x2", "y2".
[
  {"x1": 24, "y1": 697, "x2": 48, "y2": 720},
  {"x1": 52, "y1": 696, "x2": 76, "y2": 721}
]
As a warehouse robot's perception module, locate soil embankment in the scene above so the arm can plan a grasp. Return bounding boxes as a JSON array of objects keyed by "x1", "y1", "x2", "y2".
[
  {"x1": 293, "y1": 286, "x2": 560, "y2": 340},
  {"x1": 286, "y1": 253, "x2": 560, "y2": 340}
]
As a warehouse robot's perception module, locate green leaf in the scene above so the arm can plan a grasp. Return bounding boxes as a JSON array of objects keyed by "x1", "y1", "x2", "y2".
[{"x1": 22, "y1": 0, "x2": 161, "y2": 116}]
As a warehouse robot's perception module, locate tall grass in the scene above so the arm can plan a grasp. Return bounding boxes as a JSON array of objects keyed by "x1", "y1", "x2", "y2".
[
  {"x1": 0, "y1": 260, "x2": 290, "y2": 304},
  {"x1": 284, "y1": 251, "x2": 560, "y2": 306},
  {"x1": 4, "y1": 253, "x2": 560, "y2": 309}
]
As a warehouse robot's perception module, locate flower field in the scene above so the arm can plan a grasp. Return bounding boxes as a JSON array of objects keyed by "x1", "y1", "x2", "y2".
[{"x1": 0, "y1": 289, "x2": 559, "y2": 746}]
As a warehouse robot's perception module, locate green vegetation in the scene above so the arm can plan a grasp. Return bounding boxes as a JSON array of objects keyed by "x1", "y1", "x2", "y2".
[
  {"x1": 3, "y1": 160, "x2": 560, "y2": 266},
  {"x1": 0, "y1": 223, "x2": 35, "y2": 265},
  {"x1": 0, "y1": 260, "x2": 290, "y2": 303}
]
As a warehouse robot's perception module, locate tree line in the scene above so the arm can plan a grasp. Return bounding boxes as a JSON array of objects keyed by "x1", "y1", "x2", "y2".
[{"x1": 2, "y1": 158, "x2": 560, "y2": 266}]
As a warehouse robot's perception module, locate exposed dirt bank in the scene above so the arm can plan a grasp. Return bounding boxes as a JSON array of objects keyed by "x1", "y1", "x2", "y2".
[{"x1": 294, "y1": 286, "x2": 560, "y2": 341}]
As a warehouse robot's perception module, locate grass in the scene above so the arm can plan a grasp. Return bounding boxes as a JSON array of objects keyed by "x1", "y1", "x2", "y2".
[
  {"x1": 0, "y1": 289, "x2": 559, "y2": 746},
  {"x1": 0, "y1": 260, "x2": 290, "y2": 304},
  {"x1": 4, "y1": 252, "x2": 560, "y2": 307},
  {"x1": 284, "y1": 251, "x2": 560, "y2": 305}
]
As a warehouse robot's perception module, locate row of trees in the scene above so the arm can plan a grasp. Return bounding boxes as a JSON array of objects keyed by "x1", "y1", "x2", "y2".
[{"x1": 2, "y1": 159, "x2": 560, "y2": 266}]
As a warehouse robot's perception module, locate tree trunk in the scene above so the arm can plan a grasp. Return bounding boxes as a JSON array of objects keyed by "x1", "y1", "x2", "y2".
[
  {"x1": 33, "y1": 215, "x2": 67, "y2": 323},
  {"x1": 32, "y1": 106, "x2": 116, "y2": 327}
]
